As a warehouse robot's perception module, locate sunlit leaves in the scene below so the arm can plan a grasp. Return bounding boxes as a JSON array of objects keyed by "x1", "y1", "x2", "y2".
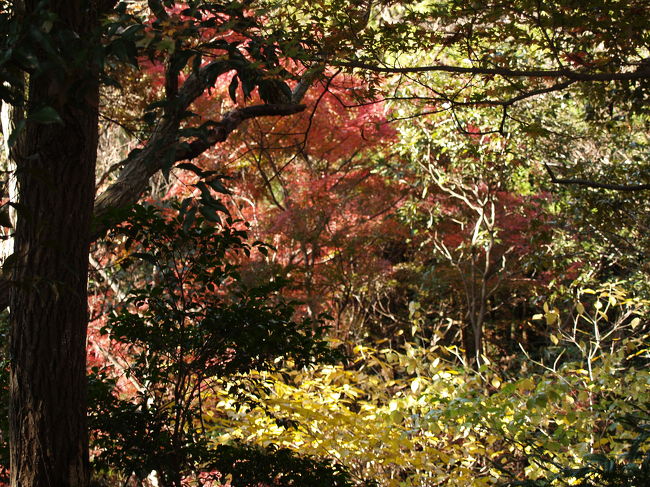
[{"x1": 211, "y1": 326, "x2": 649, "y2": 486}]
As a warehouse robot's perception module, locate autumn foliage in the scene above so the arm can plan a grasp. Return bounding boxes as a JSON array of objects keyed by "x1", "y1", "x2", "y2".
[{"x1": 1, "y1": 1, "x2": 649, "y2": 487}]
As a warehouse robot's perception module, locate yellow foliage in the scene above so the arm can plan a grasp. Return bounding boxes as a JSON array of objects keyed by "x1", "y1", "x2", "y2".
[{"x1": 203, "y1": 287, "x2": 650, "y2": 486}]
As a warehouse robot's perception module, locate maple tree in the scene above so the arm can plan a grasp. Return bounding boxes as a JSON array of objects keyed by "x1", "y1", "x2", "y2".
[{"x1": 186, "y1": 72, "x2": 411, "y2": 337}]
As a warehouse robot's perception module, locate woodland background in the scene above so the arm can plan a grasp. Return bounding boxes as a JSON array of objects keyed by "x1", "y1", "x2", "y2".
[{"x1": 0, "y1": 1, "x2": 649, "y2": 486}]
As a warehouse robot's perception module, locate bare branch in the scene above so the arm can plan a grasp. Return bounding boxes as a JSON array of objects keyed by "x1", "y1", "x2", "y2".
[{"x1": 543, "y1": 162, "x2": 650, "y2": 192}]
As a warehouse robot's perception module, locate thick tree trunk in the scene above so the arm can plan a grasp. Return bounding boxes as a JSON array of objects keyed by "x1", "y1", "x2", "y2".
[{"x1": 8, "y1": 3, "x2": 99, "y2": 485}]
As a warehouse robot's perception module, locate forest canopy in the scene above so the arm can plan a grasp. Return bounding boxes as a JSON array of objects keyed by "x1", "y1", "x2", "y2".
[{"x1": 0, "y1": 1, "x2": 648, "y2": 486}]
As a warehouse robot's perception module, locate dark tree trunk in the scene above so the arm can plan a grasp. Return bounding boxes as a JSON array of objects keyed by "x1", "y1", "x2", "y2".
[
  {"x1": 462, "y1": 323, "x2": 477, "y2": 366},
  {"x1": 8, "y1": 2, "x2": 99, "y2": 485},
  {"x1": 462, "y1": 322, "x2": 484, "y2": 367}
]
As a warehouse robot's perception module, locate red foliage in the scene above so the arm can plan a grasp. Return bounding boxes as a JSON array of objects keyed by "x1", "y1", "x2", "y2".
[{"x1": 162, "y1": 67, "x2": 407, "y2": 323}]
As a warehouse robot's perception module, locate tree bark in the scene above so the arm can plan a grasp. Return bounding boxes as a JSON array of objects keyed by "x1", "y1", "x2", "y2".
[{"x1": 8, "y1": 2, "x2": 99, "y2": 485}]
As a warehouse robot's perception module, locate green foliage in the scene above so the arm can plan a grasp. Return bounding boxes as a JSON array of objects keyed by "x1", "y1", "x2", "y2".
[
  {"x1": 517, "y1": 413, "x2": 650, "y2": 487},
  {"x1": 88, "y1": 201, "x2": 343, "y2": 485},
  {"x1": 260, "y1": 0, "x2": 649, "y2": 110}
]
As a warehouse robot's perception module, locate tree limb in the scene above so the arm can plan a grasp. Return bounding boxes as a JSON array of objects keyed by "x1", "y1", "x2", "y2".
[
  {"x1": 92, "y1": 57, "x2": 307, "y2": 237},
  {"x1": 176, "y1": 104, "x2": 306, "y2": 161},
  {"x1": 335, "y1": 60, "x2": 650, "y2": 83},
  {"x1": 91, "y1": 101, "x2": 305, "y2": 237},
  {"x1": 544, "y1": 162, "x2": 650, "y2": 191},
  {"x1": 148, "y1": 0, "x2": 170, "y2": 21}
]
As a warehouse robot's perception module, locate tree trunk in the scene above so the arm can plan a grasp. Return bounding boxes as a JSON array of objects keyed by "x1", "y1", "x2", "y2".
[
  {"x1": 462, "y1": 323, "x2": 477, "y2": 366},
  {"x1": 462, "y1": 318, "x2": 484, "y2": 367},
  {"x1": 8, "y1": 2, "x2": 99, "y2": 485}
]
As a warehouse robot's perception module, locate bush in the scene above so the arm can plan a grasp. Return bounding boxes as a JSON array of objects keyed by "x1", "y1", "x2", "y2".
[{"x1": 88, "y1": 201, "x2": 346, "y2": 486}]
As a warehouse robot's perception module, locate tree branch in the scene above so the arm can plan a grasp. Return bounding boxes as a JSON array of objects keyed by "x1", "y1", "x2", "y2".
[
  {"x1": 92, "y1": 102, "x2": 304, "y2": 236},
  {"x1": 92, "y1": 56, "x2": 307, "y2": 237},
  {"x1": 176, "y1": 104, "x2": 306, "y2": 161},
  {"x1": 335, "y1": 60, "x2": 650, "y2": 83},
  {"x1": 0, "y1": 61, "x2": 317, "y2": 309},
  {"x1": 543, "y1": 162, "x2": 650, "y2": 191},
  {"x1": 148, "y1": 0, "x2": 170, "y2": 21}
]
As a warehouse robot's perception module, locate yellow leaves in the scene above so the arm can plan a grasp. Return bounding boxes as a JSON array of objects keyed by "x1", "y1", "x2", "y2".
[
  {"x1": 572, "y1": 368, "x2": 589, "y2": 376},
  {"x1": 546, "y1": 308, "x2": 560, "y2": 326},
  {"x1": 326, "y1": 336, "x2": 344, "y2": 348},
  {"x1": 472, "y1": 476, "x2": 494, "y2": 487},
  {"x1": 430, "y1": 356, "x2": 441, "y2": 370},
  {"x1": 517, "y1": 377, "x2": 535, "y2": 393},
  {"x1": 202, "y1": 332, "x2": 650, "y2": 487},
  {"x1": 593, "y1": 437, "x2": 609, "y2": 448},
  {"x1": 533, "y1": 303, "x2": 559, "y2": 325},
  {"x1": 352, "y1": 343, "x2": 375, "y2": 357},
  {"x1": 389, "y1": 410, "x2": 404, "y2": 424}
]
